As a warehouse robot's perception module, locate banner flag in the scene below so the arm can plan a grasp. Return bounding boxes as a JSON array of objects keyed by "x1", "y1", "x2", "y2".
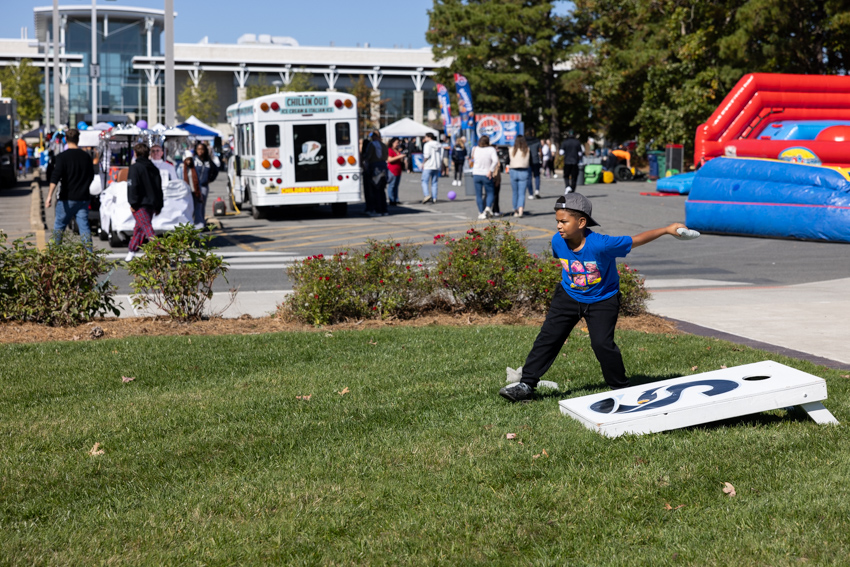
[
  {"x1": 453, "y1": 73, "x2": 475, "y2": 129},
  {"x1": 436, "y1": 83, "x2": 452, "y2": 139}
]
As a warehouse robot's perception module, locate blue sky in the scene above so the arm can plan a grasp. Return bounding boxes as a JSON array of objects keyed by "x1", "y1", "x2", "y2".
[{"x1": 2, "y1": 0, "x2": 435, "y2": 49}]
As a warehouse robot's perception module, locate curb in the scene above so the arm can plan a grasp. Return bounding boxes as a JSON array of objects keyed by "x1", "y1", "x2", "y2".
[{"x1": 29, "y1": 175, "x2": 48, "y2": 249}]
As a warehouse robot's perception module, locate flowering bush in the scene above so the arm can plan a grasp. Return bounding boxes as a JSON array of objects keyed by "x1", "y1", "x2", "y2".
[
  {"x1": 284, "y1": 240, "x2": 431, "y2": 325},
  {"x1": 283, "y1": 224, "x2": 652, "y2": 325},
  {"x1": 617, "y1": 263, "x2": 650, "y2": 316},
  {"x1": 433, "y1": 224, "x2": 560, "y2": 312}
]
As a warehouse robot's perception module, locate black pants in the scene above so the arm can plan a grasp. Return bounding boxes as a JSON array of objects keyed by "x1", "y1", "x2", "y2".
[
  {"x1": 364, "y1": 165, "x2": 388, "y2": 214},
  {"x1": 521, "y1": 285, "x2": 628, "y2": 390},
  {"x1": 564, "y1": 164, "x2": 579, "y2": 191},
  {"x1": 453, "y1": 162, "x2": 464, "y2": 181}
]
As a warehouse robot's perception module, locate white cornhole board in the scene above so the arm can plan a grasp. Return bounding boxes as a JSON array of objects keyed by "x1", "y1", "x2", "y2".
[{"x1": 559, "y1": 361, "x2": 838, "y2": 437}]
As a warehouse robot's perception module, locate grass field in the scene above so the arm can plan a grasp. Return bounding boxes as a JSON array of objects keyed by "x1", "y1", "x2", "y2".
[{"x1": 1, "y1": 326, "x2": 848, "y2": 566}]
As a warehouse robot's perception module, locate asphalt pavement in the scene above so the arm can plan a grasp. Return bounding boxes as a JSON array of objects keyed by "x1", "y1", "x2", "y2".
[{"x1": 4, "y1": 170, "x2": 849, "y2": 369}]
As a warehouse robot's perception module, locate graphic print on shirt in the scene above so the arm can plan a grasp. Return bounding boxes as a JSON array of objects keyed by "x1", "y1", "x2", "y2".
[{"x1": 560, "y1": 258, "x2": 601, "y2": 290}]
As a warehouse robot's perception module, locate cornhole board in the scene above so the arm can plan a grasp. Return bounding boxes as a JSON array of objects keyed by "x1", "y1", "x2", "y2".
[{"x1": 559, "y1": 361, "x2": 838, "y2": 437}]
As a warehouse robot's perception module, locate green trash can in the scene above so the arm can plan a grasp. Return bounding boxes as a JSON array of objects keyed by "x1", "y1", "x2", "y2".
[{"x1": 584, "y1": 164, "x2": 603, "y2": 184}]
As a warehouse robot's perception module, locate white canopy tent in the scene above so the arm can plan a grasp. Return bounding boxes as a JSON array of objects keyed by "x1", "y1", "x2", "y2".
[{"x1": 379, "y1": 118, "x2": 439, "y2": 138}]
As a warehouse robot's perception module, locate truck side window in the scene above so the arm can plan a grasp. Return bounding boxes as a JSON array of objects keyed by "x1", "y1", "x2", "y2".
[
  {"x1": 265, "y1": 124, "x2": 280, "y2": 148},
  {"x1": 335, "y1": 122, "x2": 351, "y2": 146}
]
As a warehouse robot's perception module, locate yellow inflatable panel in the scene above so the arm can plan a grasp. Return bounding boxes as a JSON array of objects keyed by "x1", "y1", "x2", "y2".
[{"x1": 603, "y1": 170, "x2": 615, "y2": 184}]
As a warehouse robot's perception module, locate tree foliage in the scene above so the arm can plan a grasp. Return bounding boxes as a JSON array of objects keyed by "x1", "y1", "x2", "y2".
[
  {"x1": 0, "y1": 59, "x2": 44, "y2": 126},
  {"x1": 427, "y1": 0, "x2": 850, "y2": 157},
  {"x1": 177, "y1": 74, "x2": 219, "y2": 124}
]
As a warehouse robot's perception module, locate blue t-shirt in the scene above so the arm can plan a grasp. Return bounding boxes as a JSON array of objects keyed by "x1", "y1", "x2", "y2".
[{"x1": 551, "y1": 230, "x2": 633, "y2": 303}]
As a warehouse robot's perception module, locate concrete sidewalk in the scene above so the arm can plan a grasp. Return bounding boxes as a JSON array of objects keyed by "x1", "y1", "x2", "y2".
[
  {"x1": 648, "y1": 278, "x2": 850, "y2": 368},
  {"x1": 112, "y1": 290, "x2": 291, "y2": 320}
]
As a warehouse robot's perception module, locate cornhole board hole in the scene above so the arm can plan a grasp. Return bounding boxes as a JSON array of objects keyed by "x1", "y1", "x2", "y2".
[{"x1": 559, "y1": 361, "x2": 838, "y2": 438}]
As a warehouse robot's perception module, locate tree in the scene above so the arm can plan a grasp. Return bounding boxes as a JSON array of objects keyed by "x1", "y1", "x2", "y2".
[
  {"x1": 345, "y1": 75, "x2": 382, "y2": 139},
  {"x1": 427, "y1": 0, "x2": 581, "y2": 141},
  {"x1": 177, "y1": 74, "x2": 218, "y2": 124},
  {"x1": 0, "y1": 59, "x2": 44, "y2": 126},
  {"x1": 246, "y1": 71, "x2": 315, "y2": 99}
]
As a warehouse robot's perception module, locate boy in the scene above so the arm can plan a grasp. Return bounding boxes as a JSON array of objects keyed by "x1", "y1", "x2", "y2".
[{"x1": 499, "y1": 193, "x2": 696, "y2": 402}]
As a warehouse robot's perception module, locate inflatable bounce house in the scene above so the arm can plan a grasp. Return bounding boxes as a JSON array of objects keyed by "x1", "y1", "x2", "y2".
[{"x1": 684, "y1": 73, "x2": 850, "y2": 243}]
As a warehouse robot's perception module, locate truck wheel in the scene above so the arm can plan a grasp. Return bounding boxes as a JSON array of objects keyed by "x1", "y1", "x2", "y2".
[
  {"x1": 252, "y1": 205, "x2": 266, "y2": 220},
  {"x1": 331, "y1": 202, "x2": 348, "y2": 217}
]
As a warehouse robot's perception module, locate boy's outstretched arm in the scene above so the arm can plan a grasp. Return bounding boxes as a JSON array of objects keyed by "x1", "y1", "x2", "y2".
[{"x1": 631, "y1": 223, "x2": 688, "y2": 248}]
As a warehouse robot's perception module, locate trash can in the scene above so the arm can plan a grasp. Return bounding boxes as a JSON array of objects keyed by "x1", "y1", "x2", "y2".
[
  {"x1": 647, "y1": 150, "x2": 664, "y2": 180},
  {"x1": 464, "y1": 170, "x2": 476, "y2": 197}
]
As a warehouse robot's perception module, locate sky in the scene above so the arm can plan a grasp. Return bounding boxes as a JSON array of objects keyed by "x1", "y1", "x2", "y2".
[{"x1": 1, "y1": 0, "x2": 435, "y2": 49}]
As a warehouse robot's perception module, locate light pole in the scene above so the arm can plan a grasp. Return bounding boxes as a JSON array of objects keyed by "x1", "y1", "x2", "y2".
[
  {"x1": 164, "y1": 0, "x2": 174, "y2": 125},
  {"x1": 53, "y1": 0, "x2": 60, "y2": 127},
  {"x1": 91, "y1": 0, "x2": 97, "y2": 125},
  {"x1": 272, "y1": 80, "x2": 283, "y2": 94}
]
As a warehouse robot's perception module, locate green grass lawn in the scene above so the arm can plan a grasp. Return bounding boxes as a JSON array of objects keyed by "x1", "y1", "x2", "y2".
[{"x1": 1, "y1": 326, "x2": 848, "y2": 566}]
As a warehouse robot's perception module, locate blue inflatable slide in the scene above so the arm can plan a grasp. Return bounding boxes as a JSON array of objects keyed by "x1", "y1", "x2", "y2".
[{"x1": 685, "y1": 158, "x2": 850, "y2": 243}]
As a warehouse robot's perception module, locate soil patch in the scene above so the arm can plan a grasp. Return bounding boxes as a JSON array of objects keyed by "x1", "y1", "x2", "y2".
[{"x1": 0, "y1": 312, "x2": 680, "y2": 345}]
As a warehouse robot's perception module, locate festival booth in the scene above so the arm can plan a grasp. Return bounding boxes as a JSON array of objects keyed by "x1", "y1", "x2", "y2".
[
  {"x1": 379, "y1": 118, "x2": 439, "y2": 172},
  {"x1": 685, "y1": 157, "x2": 850, "y2": 243}
]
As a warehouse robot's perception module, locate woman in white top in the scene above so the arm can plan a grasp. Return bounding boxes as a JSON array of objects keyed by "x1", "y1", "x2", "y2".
[
  {"x1": 471, "y1": 135, "x2": 500, "y2": 219},
  {"x1": 541, "y1": 139, "x2": 551, "y2": 177},
  {"x1": 508, "y1": 135, "x2": 530, "y2": 217}
]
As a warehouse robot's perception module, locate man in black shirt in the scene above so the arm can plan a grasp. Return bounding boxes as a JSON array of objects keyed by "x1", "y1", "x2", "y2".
[
  {"x1": 46, "y1": 129, "x2": 95, "y2": 250},
  {"x1": 559, "y1": 130, "x2": 584, "y2": 193},
  {"x1": 525, "y1": 129, "x2": 542, "y2": 199}
]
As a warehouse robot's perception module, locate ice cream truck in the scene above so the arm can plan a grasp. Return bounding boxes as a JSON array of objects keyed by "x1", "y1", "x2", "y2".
[{"x1": 226, "y1": 92, "x2": 361, "y2": 219}]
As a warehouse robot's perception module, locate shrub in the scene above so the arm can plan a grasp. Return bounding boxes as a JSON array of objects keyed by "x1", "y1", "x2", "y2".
[
  {"x1": 284, "y1": 240, "x2": 431, "y2": 325},
  {"x1": 127, "y1": 224, "x2": 231, "y2": 321},
  {"x1": 433, "y1": 223, "x2": 560, "y2": 313},
  {"x1": 618, "y1": 263, "x2": 650, "y2": 316},
  {"x1": 0, "y1": 231, "x2": 120, "y2": 325}
]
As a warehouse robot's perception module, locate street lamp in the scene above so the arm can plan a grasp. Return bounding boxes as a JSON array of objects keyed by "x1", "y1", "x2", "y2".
[{"x1": 272, "y1": 80, "x2": 283, "y2": 94}]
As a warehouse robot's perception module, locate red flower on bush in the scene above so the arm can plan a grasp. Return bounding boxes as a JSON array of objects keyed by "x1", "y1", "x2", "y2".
[
  {"x1": 487, "y1": 280, "x2": 495, "y2": 286},
  {"x1": 364, "y1": 253, "x2": 370, "y2": 258}
]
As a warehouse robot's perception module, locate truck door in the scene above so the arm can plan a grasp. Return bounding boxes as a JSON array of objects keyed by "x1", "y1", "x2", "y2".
[{"x1": 285, "y1": 122, "x2": 330, "y2": 185}]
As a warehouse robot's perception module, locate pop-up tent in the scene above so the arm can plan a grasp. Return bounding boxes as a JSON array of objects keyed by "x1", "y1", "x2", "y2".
[
  {"x1": 176, "y1": 115, "x2": 222, "y2": 139},
  {"x1": 379, "y1": 118, "x2": 439, "y2": 138}
]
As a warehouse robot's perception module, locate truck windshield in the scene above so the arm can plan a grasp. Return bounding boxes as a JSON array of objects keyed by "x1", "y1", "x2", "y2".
[{"x1": 0, "y1": 116, "x2": 11, "y2": 137}]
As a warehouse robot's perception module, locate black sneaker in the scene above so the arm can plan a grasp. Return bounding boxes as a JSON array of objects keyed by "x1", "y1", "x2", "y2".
[
  {"x1": 421, "y1": 196, "x2": 432, "y2": 204},
  {"x1": 499, "y1": 382, "x2": 534, "y2": 402}
]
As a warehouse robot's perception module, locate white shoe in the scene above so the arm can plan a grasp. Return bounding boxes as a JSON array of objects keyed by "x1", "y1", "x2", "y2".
[
  {"x1": 124, "y1": 251, "x2": 135, "y2": 262},
  {"x1": 484, "y1": 207, "x2": 493, "y2": 219},
  {"x1": 477, "y1": 212, "x2": 487, "y2": 220}
]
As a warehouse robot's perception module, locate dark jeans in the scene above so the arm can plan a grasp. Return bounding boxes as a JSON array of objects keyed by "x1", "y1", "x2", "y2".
[
  {"x1": 564, "y1": 164, "x2": 579, "y2": 191},
  {"x1": 521, "y1": 285, "x2": 628, "y2": 390},
  {"x1": 453, "y1": 162, "x2": 464, "y2": 181}
]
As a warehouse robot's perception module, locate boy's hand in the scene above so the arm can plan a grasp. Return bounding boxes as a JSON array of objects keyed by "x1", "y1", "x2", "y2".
[{"x1": 666, "y1": 222, "x2": 687, "y2": 236}]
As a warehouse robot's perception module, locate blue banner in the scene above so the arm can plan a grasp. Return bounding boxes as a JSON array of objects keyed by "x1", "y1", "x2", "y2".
[
  {"x1": 454, "y1": 73, "x2": 475, "y2": 129},
  {"x1": 436, "y1": 83, "x2": 452, "y2": 140}
]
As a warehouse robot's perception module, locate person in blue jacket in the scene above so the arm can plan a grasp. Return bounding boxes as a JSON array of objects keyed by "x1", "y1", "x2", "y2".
[{"x1": 500, "y1": 193, "x2": 693, "y2": 402}]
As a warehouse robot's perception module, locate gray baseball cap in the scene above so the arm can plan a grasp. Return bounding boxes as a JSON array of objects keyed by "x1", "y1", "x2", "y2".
[{"x1": 553, "y1": 193, "x2": 600, "y2": 226}]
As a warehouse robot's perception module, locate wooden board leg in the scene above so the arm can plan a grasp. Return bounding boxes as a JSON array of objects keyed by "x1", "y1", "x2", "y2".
[{"x1": 799, "y1": 402, "x2": 840, "y2": 425}]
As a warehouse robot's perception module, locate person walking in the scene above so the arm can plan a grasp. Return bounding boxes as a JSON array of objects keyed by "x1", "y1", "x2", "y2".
[
  {"x1": 451, "y1": 137, "x2": 467, "y2": 187},
  {"x1": 541, "y1": 139, "x2": 551, "y2": 178},
  {"x1": 470, "y1": 135, "x2": 499, "y2": 219},
  {"x1": 386, "y1": 137, "x2": 404, "y2": 206},
  {"x1": 420, "y1": 132, "x2": 442, "y2": 203},
  {"x1": 125, "y1": 142, "x2": 163, "y2": 262},
  {"x1": 559, "y1": 131, "x2": 583, "y2": 193},
  {"x1": 188, "y1": 141, "x2": 218, "y2": 227},
  {"x1": 508, "y1": 135, "x2": 531, "y2": 218},
  {"x1": 17, "y1": 136, "x2": 28, "y2": 177},
  {"x1": 45, "y1": 128, "x2": 95, "y2": 251},
  {"x1": 525, "y1": 131, "x2": 542, "y2": 199}
]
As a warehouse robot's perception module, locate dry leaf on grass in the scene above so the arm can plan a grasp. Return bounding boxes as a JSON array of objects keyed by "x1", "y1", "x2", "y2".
[
  {"x1": 664, "y1": 503, "x2": 685, "y2": 510},
  {"x1": 691, "y1": 366, "x2": 699, "y2": 371},
  {"x1": 296, "y1": 395, "x2": 312, "y2": 401},
  {"x1": 88, "y1": 443, "x2": 104, "y2": 456},
  {"x1": 368, "y1": 340, "x2": 378, "y2": 346},
  {"x1": 720, "y1": 365, "x2": 728, "y2": 369},
  {"x1": 505, "y1": 433, "x2": 517, "y2": 439},
  {"x1": 324, "y1": 332, "x2": 333, "y2": 338},
  {"x1": 121, "y1": 376, "x2": 135, "y2": 383},
  {"x1": 841, "y1": 374, "x2": 850, "y2": 379},
  {"x1": 338, "y1": 387, "x2": 350, "y2": 396},
  {"x1": 722, "y1": 482, "x2": 736, "y2": 497},
  {"x1": 533, "y1": 449, "x2": 549, "y2": 459}
]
